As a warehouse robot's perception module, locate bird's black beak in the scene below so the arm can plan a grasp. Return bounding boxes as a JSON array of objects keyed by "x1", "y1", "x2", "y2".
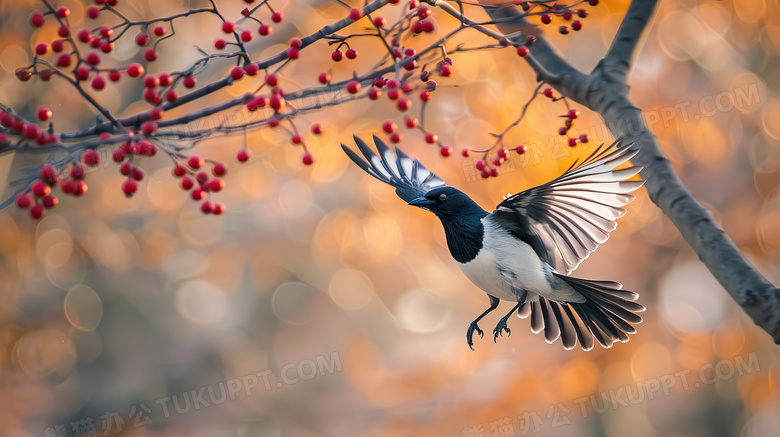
[{"x1": 408, "y1": 197, "x2": 434, "y2": 209}]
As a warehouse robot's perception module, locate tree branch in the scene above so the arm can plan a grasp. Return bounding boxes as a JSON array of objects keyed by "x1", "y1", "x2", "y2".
[{"x1": 603, "y1": 0, "x2": 660, "y2": 79}]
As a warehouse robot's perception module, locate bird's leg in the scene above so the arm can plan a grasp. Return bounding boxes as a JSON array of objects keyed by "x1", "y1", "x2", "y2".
[
  {"x1": 467, "y1": 294, "x2": 500, "y2": 350},
  {"x1": 493, "y1": 289, "x2": 528, "y2": 342}
]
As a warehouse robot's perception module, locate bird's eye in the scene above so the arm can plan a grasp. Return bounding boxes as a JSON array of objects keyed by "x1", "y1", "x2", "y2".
[{"x1": 439, "y1": 193, "x2": 447, "y2": 201}]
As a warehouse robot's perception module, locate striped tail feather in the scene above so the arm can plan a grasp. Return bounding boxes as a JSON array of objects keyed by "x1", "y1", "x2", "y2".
[{"x1": 517, "y1": 275, "x2": 645, "y2": 350}]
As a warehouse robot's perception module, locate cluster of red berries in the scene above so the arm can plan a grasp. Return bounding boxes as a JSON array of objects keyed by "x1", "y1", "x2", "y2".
[
  {"x1": 15, "y1": 164, "x2": 64, "y2": 220},
  {"x1": 410, "y1": 4, "x2": 436, "y2": 34},
  {"x1": 171, "y1": 156, "x2": 227, "y2": 215},
  {"x1": 538, "y1": 1, "x2": 595, "y2": 35},
  {"x1": 542, "y1": 88, "x2": 590, "y2": 147},
  {"x1": 0, "y1": 111, "x2": 59, "y2": 147},
  {"x1": 214, "y1": 3, "x2": 285, "y2": 51},
  {"x1": 465, "y1": 145, "x2": 528, "y2": 179},
  {"x1": 380, "y1": 117, "x2": 452, "y2": 157}
]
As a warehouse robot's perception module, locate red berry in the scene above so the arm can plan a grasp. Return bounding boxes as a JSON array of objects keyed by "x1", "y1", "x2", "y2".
[
  {"x1": 589, "y1": 0, "x2": 599, "y2": 5},
  {"x1": 51, "y1": 40, "x2": 65, "y2": 53},
  {"x1": 37, "y1": 107, "x2": 52, "y2": 121},
  {"x1": 32, "y1": 180, "x2": 51, "y2": 197},
  {"x1": 396, "y1": 98, "x2": 411, "y2": 111},
  {"x1": 108, "y1": 70, "x2": 122, "y2": 82},
  {"x1": 158, "y1": 72, "x2": 172, "y2": 86},
  {"x1": 16, "y1": 193, "x2": 32, "y2": 209},
  {"x1": 23, "y1": 124, "x2": 41, "y2": 140},
  {"x1": 568, "y1": 137, "x2": 579, "y2": 147},
  {"x1": 212, "y1": 163, "x2": 227, "y2": 176},
  {"x1": 191, "y1": 188, "x2": 206, "y2": 201},
  {"x1": 188, "y1": 155, "x2": 204, "y2": 169},
  {"x1": 287, "y1": 47, "x2": 299, "y2": 59},
  {"x1": 208, "y1": 179, "x2": 225, "y2": 192},
  {"x1": 70, "y1": 163, "x2": 86, "y2": 180},
  {"x1": 136, "y1": 33, "x2": 149, "y2": 46},
  {"x1": 440, "y1": 146, "x2": 452, "y2": 157},
  {"x1": 56, "y1": 54, "x2": 72, "y2": 67},
  {"x1": 559, "y1": 25, "x2": 570, "y2": 35},
  {"x1": 91, "y1": 76, "x2": 106, "y2": 90},
  {"x1": 31, "y1": 11, "x2": 45, "y2": 27},
  {"x1": 272, "y1": 12, "x2": 284, "y2": 23},
  {"x1": 497, "y1": 148, "x2": 508, "y2": 159},
  {"x1": 16, "y1": 69, "x2": 32, "y2": 81},
  {"x1": 258, "y1": 25, "x2": 272, "y2": 35},
  {"x1": 212, "y1": 203, "x2": 226, "y2": 215},
  {"x1": 120, "y1": 162, "x2": 133, "y2": 176},
  {"x1": 387, "y1": 88, "x2": 399, "y2": 100},
  {"x1": 127, "y1": 63, "x2": 144, "y2": 77},
  {"x1": 349, "y1": 8, "x2": 362, "y2": 21},
  {"x1": 541, "y1": 14, "x2": 552, "y2": 24},
  {"x1": 405, "y1": 117, "x2": 418, "y2": 128},
  {"x1": 141, "y1": 121, "x2": 157, "y2": 135},
  {"x1": 165, "y1": 90, "x2": 177, "y2": 102},
  {"x1": 153, "y1": 26, "x2": 166, "y2": 37},
  {"x1": 346, "y1": 80, "x2": 361, "y2": 94},
  {"x1": 201, "y1": 201, "x2": 213, "y2": 214},
  {"x1": 172, "y1": 163, "x2": 187, "y2": 177},
  {"x1": 99, "y1": 27, "x2": 112, "y2": 39},
  {"x1": 311, "y1": 124, "x2": 323, "y2": 135},
  {"x1": 236, "y1": 148, "x2": 251, "y2": 162},
  {"x1": 291, "y1": 134, "x2": 302, "y2": 144},
  {"x1": 382, "y1": 120, "x2": 397, "y2": 133},
  {"x1": 543, "y1": 87, "x2": 554, "y2": 98},
  {"x1": 76, "y1": 67, "x2": 90, "y2": 81},
  {"x1": 331, "y1": 50, "x2": 343, "y2": 62},
  {"x1": 87, "y1": 6, "x2": 99, "y2": 19},
  {"x1": 86, "y1": 52, "x2": 101, "y2": 66},
  {"x1": 122, "y1": 179, "x2": 138, "y2": 197},
  {"x1": 34, "y1": 43, "x2": 48, "y2": 56},
  {"x1": 572, "y1": 20, "x2": 582, "y2": 31},
  {"x1": 490, "y1": 168, "x2": 499, "y2": 177},
  {"x1": 43, "y1": 194, "x2": 59, "y2": 208},
  {"x1": 345, "y1": 48, "x2": 358, "y2": 59},
  {"x1": 196, "y1": 170, "x2": 210, "y2": 184},
  {"x1": 30, "y1": 205, "x2": 45, "y2": 220},
  {"x1": 579, "y1": 134, "x2": 590, "y2": 143},
  {"x1": 100, "y1": 42, "x2": 114, "y2": 53},
  {"x1": 144, "y1": 48, "x2": 158, "y2": 62},
  {"x1": 180, "y1": 177, "x2": 194, "y2": 190},
  {"x1": 515, "y1": 145, "x2": 527, "y2": 154},
  {"x1": 265, "y1": 74, "x2": 279, "y2": 86},
  {"x1": 231, "y1": 66, "x2": 245, "y2": 80},
  {"x1": 58, "y1": 24, "x2": 70, "y2": 38},
  {"x1": 425, "y1": 133, "x2": 438, "y2": 144},
  {"x1": 461, "y1": 149, "x2": 471, "y2": 157},
  {"x1": 578, "y1": 9, "x2": 589, "y2": 18},
  {"x1": 318, "y1": 72, "x2": 331, "y2": 84},
  {"x1": 144, "y1": 75, "x2": 159, "y2": 88},
  {"x1": 481, "y1": 170, "x2": 490, "y2": 179},
  {"x1": 567, "y1": 109, "x2": 580, "y2": 119},
  {"x1": 290, "y1": 38, "x2": 302, "y2": 49},
  {"x1": 222, "y1": 21, "x2": 236, "y2": 33},
  {"x1": 517, "y1": 46, "x2": 529, "y2": 57},
  {"x1": 183, "y1": 75, "x2": 197, "y2": 88},
  {"x1": 302, "y1": 153, "x2": 314, "y2": 165},
  {"x1": 78, "y1": 29, "x2": 93, "y2": 43},
  {"x1": 373, "y1": 16, "x2": 386, "y2": 27},
  {"x1": 83, "y1": 149, "x2": 100, "y2": 166}
]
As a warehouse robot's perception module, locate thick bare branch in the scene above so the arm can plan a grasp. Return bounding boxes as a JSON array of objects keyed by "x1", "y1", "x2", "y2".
[{"x1": 603, "y1": 0, "x2": 660, "y2": 79}]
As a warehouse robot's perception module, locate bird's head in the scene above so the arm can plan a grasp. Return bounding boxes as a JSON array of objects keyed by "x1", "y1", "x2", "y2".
[{"x1": 407, "y1": 186, "x2": 483, "y2": 218}]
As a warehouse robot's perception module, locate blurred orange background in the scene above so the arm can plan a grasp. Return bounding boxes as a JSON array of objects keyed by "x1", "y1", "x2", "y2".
[{"x1": 1, "y1": 0, "x2": 780, "y2": 436}]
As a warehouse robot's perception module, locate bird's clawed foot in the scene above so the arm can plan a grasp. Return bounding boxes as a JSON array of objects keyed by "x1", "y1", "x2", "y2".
[
  {"x1": 493, "y1": 319, "x2": 511, "y2": 342},
  {"x1": 466, "y1": 321, "x2": 484, "y2": 351}
]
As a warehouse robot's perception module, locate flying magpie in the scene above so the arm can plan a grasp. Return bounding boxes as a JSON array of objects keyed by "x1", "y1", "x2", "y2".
[{"x1": 342, "y1": 136, "x2": 645, "y2": 351}]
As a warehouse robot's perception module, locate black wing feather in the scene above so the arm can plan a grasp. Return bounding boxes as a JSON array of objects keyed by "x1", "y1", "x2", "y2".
[{"x1": 342, "y1": 135, "x2": 445, "y2": 203}]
